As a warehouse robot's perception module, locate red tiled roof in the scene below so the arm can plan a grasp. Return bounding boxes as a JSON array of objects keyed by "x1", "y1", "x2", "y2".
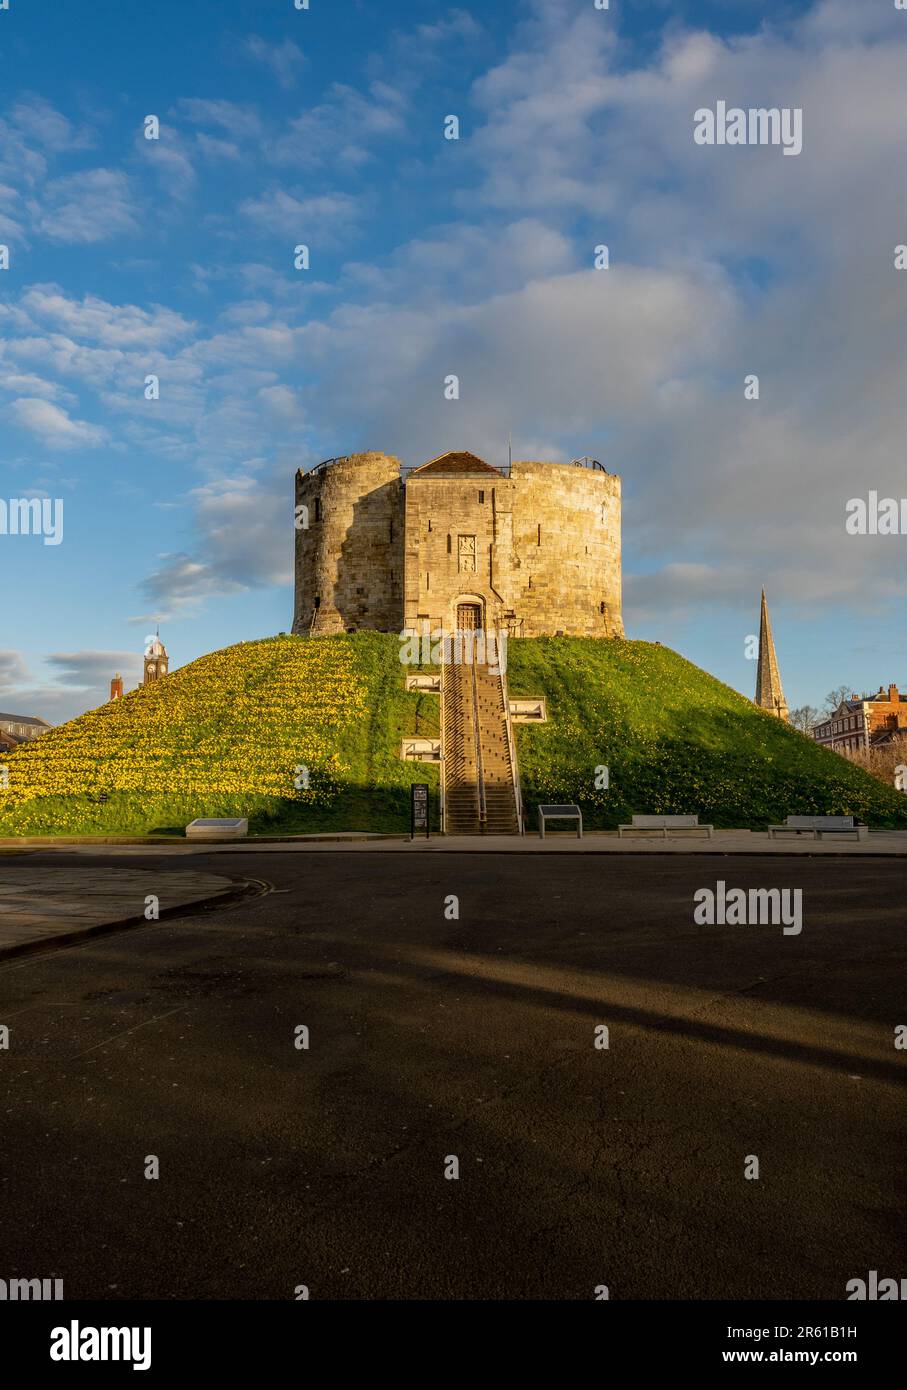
[{"x1": 409, "y1": 451, "x2": 502, "y2": 476}]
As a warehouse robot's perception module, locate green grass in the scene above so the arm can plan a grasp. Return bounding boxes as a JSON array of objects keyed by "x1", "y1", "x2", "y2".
[
  {"x1": 506, "y1": 637, "x2": 907, "y2": 829},
  {"x1": 0, "y1": 633, "x2": 440, "y2": 837},
  {"x1": 1, "y1": 632, "x2": 903, "y2": 837}
]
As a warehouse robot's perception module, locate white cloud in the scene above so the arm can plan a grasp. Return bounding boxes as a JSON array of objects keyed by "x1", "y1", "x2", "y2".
[
  {"x1": 173, "y1": 98, "x2": 263, "y2": 140},
  {"x1": 266, "y1": 82, "x2": 408, "y2": 169},
  {"x1": 0, "y1": 650, "x2": 32, "y2": 692},
  {"x1": 0, "y1": 372, "x2": 75, "y2": 404},
  {"x1": 244, "y1": 35, "x2": 307, "y2": 90},
  {"x1": 239, "y1": 189, "x2": 364, "y2": 243},
  {"x1": 256, "y1": 384, "x2": 306, "y2": 428},
  {"x1": 45, "y1": 651, "x2": 144, "y2": 688},
  {"x1": 9, "y1": 397, "x2": 106, "y2": 450},
  {"x1": 10, "y1": 97, "x2": 94, "y2": 152},
  {"x1": 20, "y1": 286, "x2": 195, "y2": 348},
  {"x1": 35, "y1": 168, "x2": 139, "y2": 244},
  {"x1": 136, "y1": 129, "x2": 196, "y2": 199}
]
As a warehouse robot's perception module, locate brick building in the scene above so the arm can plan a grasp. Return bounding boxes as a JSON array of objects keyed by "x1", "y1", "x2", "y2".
[
  {"x1": 0, "y1": 712, "x2": 52, "y2": 751},
  {"x1": 812, "y1": 684, "x2": 907, "y2": 754}
]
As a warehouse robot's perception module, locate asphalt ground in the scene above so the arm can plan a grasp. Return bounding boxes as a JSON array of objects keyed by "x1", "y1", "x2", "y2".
[{"x1": 0, "y1": 850, "x2": 903, "y2": 1301}]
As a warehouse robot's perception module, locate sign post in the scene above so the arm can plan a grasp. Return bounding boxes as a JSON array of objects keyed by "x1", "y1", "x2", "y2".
[{"x1": 411, "y1": 783, "x2": 430, "y2": 840}]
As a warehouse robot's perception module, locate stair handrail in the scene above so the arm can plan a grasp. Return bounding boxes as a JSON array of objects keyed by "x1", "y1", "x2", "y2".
[
  {"x1": 499, "y1": 663, "x2": 524, "y2": 834},
  {"x1": 469, "y1": 658, "x2": 487, "y2": 827},
  {"x1": 439, "y1": 655, "x2": 447, "y2": 833}
]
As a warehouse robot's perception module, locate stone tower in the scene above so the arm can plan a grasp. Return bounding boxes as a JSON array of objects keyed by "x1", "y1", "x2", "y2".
[
  {"x1": 292, "y1": 450, "x2": 623, "y2": 640},
  {"x1": 143, "y1": 634, "x2": 169, "y2": 686},
  {"x1": 110, "y1": 673, "x2": 124, "y2": 701},
  {"x1": 292, "y1": 452, "x2": 404, "y2": 636},
  {"x1": 754, "y1": 589, "x2": 788, "y2": 720}
]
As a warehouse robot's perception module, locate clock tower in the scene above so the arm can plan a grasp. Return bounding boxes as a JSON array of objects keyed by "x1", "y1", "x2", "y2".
[{"x1": 144, "y1": 633, "x2": 169, "y2": 686}]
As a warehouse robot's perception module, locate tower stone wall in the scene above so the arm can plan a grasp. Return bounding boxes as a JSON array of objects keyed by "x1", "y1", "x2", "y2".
[
  {"x1": 292, "y1": 452, "x2": 404, "y2": 636},
  {"x1": 293, "y1": 451, "x2": 623, "y2": 640}
]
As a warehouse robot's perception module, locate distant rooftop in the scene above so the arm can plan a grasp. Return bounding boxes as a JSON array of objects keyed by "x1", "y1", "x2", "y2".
[{"x1": 0, "y1": 713, "x2": 52, "y2": 727}]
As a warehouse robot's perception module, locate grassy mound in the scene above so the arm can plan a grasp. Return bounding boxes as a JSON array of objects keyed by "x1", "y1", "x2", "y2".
[
  {"x1": 0, "y1": 633, "x2": 439, "y2": 837},
  {"x1": 507, "y1": 638, "x2": 907, "y2": 830},
  {"x1": 1, "y1": 633, "x2": 903, "y2": 837}
]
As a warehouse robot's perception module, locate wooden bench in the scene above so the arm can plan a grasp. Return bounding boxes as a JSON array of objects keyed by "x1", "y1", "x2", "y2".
[
  {"x1": 538, "y1": 804, "x2": 583, "y2": 839},
  {"x1": 767, "y1": 815, "x2": 868, "y2": 841},
  {"x1": 618, "y1": 814, "x2": 714, "y2": 839}
]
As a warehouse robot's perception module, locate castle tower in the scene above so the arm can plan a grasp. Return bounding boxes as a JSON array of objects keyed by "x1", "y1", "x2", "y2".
[
  {"x1": 110, "y1": 673, "x2": 124, "y2": 701},
  {"x1": 291, "y1": 450, "x2": 624, "y2": 640},
  {"x1": 754, "y1": 589, "x2": 788, "y2": 720},
  {"x1": 292, "y1": 453, "x2": 404, "y2": 636},
  {"x1": 143, "y1": 633, "x2": 169, "y2": 686}
]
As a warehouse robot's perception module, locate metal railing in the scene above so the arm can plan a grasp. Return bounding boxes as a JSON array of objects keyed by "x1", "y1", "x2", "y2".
[
  {"x1": 499, "y1": 665, "x2": 524, "y2": 835},
  {"x1": 569, "y1": 456, "x2": 608, "y2": 472}
]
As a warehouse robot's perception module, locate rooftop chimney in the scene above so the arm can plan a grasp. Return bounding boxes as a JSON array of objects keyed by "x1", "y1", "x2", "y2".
[{"x1": 889, "y1": 684, "x2": 899, "y2": 703}]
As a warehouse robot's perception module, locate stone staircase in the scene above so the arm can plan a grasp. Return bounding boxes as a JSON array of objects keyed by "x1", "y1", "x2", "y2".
[{"x1": 442, "y1": 655, "x2": 521, "y2": 836}]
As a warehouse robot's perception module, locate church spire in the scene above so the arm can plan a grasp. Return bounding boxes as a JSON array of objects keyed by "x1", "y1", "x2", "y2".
[{"x1": 754, "y1": 589, "x2": 788, "y2": 720}]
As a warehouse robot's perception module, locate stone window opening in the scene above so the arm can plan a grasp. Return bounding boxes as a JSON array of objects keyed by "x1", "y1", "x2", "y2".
[
  {"x1": 447, "y1": 534, "x2": 452, "y2": 554},
  {"x1": 314, "y1": 497, "x2": 322, "y2": 522},
  {"x1": 478, "y1": 490, "x2": 485, "y2": 504},
  {"x1": 600, "y1": 601, "x2": 606, "y2": 615},
  {"x1": 428, "y1": 518, "x2": 432, "y2": 532},
  {"x1": 426, "y1": 571, "x2": 431, "y2": 589},
  {"x1": 314, "y1": 595, "x2": 321, "y2": 608},
  {"x1": 537, "y1": 523, "x2": 542, "y2": 546}
]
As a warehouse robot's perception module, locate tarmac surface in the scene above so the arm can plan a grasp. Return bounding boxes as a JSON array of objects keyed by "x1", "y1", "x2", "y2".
[{"x1": 0, "y1": 848, "x2": 903, "y2": 1300}]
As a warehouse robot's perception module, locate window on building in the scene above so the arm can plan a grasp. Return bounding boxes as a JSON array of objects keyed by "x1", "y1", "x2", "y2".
[
  {"x1": 478, "y1": 491, "x2": 485, "y2": 504},
  {"x1": 314, "y1": 596, "x2": 321, "y2": 608},
  {"x1": 447, "y1": 534, "x2": 452, "y2": 554},
  {"x1": 537, "y1": 524, "x2": 542, "y2": 546},
  {"x1": 314, "y1": 497, "x2": 322, "y2": 522},
  {"x1": 428, "y1": 519, "x2": 432, "y2": 532},
  {"x1": 599, "y1": 601, "x2": 606, "y2": 614}
]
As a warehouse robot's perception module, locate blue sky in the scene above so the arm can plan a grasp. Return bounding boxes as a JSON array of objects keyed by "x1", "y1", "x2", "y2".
[{"x1": 1, "y1": 0, "x2": 905, "y2": 722}]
